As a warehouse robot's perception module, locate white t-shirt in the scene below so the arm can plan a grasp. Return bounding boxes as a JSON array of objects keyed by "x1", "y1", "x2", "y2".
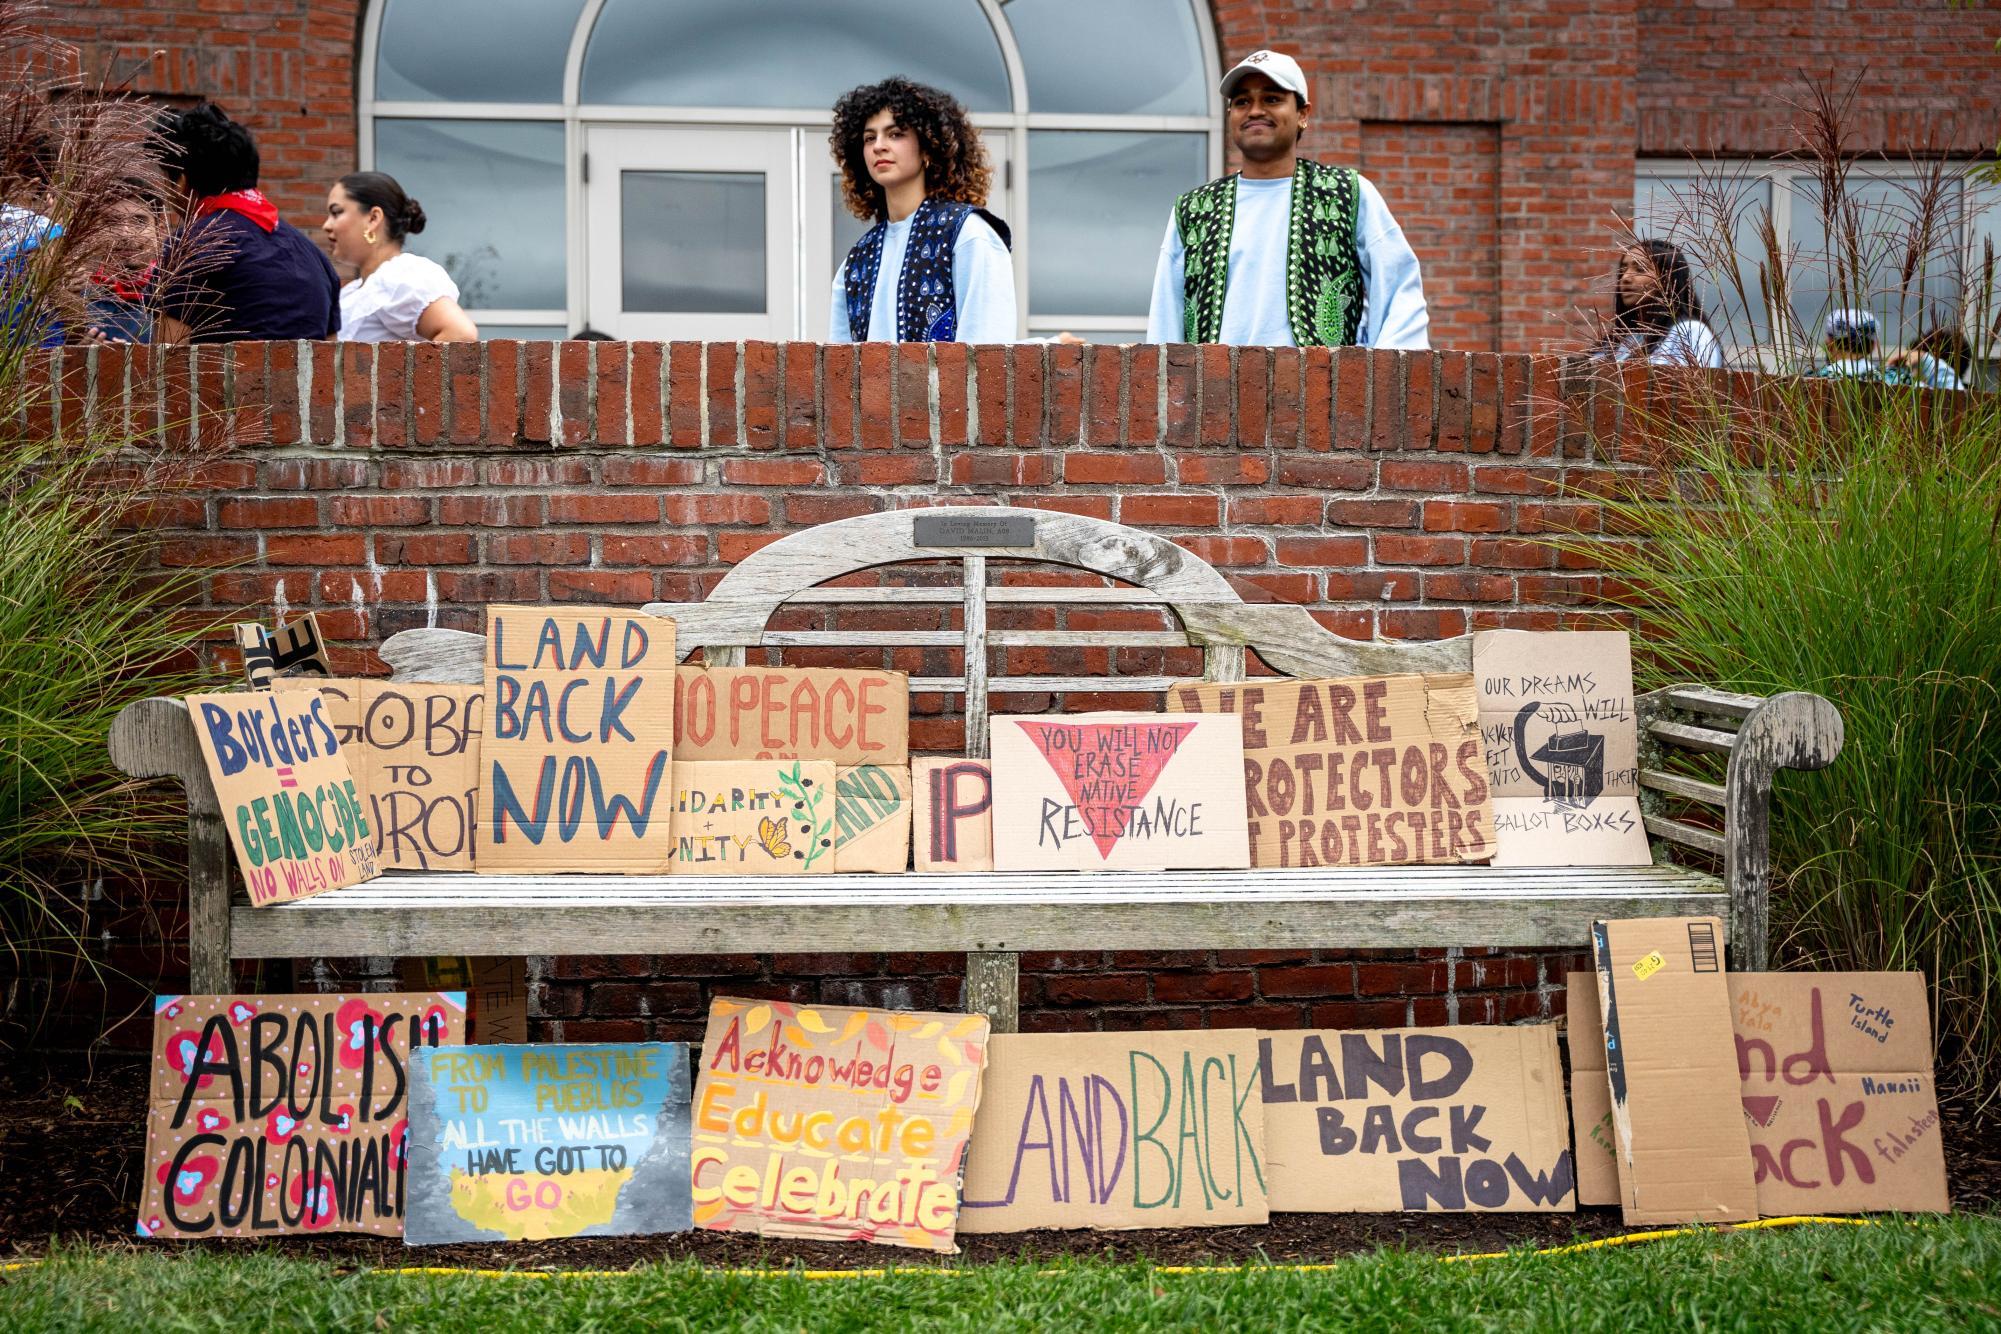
[
  {"x1": 827, "y1": 210, "x2": 1016, "y2": 343},
  {"x1": 339, "y1": 251, "x2": 461, "y2": 343},
  {"x1": 1611, "y1": 319, "x2": 1724, "y2": 369},
  {"x1": 1144, "y1": 172, "x2": 1430, "y2": 349}
]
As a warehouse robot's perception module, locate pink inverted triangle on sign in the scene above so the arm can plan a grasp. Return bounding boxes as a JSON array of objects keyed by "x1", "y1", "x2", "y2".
[{"x1": 1015, "y1": 719, "x2": 1197, "y2": 860}]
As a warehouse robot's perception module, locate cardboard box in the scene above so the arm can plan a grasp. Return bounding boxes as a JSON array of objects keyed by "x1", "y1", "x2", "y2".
[
  {"x1": 235, "y1": 611, "x2": 333, "y2": 687},
  {"x1": 1733, "y1": 972, "x2": 1948, "y2": 1214},
  {"x1": 912, "y1": 757, "x2": 993, "y2": 873},
  {"x1": 400, "y1": 957, "x2": 528, "y2": 1045},
  {"x1": 674, "y1": 665, "x2": 909, "y2": 766},
  {"x1": 691, "y1": 998, "x2": 989, "y2": 1251},
  {"x1": 138, "y1": 991, "x2": 463, "y2": 1239},
  {"x1": 1593, "y1": 915, "x2": 1758, "y2": 1224},
  {"x1": 478, "y1": 607, "x2": 677, "y2": 874},
  {"x1": 1261, "y1": 1026, "x2": 1575, "y2": 1212},
  {"x1": 833, "y1": 764, "x2": 912, "y2": 873},
  {"x1": 668, "y1": 759, "x2": 839, "y2": 874},
  {"x1": 989, "y1": 712, "x2": 1251, "y2": 871},
  {"x1": 1167, "y1": 674, "x2": 1491, "y2": 868},
  {"x1": 959, "y1": 1030, "x2": 1267, "y2": 1232},
  {"x1": 1563, "y1": 971, "x2": 1620, "y2": 1206},
  {"x1": 1474, "y1": 631, "x2": 1650, "y2": 865}
]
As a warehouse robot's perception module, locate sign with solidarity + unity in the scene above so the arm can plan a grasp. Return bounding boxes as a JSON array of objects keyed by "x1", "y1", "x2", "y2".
[
  {"x1": 138, "y1": 992, "x2": 462, "y2": 1239},
  {"x1": 667, "y1": 759, "x2": 839, "y2": 874},
  {"x1": 403, "y1": 1042, "x2": 694, "y2": 1243}
]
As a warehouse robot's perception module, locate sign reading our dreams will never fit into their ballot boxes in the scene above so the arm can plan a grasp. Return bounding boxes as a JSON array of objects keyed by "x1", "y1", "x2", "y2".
[
  {"x1": 403, "y1": 1042, "x2": 693, "y2": 1243},
  {"x1": 1167, "y1": 675, "x2": 1490, "y2": 868},
  {"x1": 479, "y1": 607, "x2": 676, "y2": 874},
  {"x1": 138, "y1": 992, "x2": 462, "y2": 1239},
  {"x1": 187, "y1": 689, "x2": 380, "y2": 905},
  {"x1": 693, "y1": 999, "x2": 990, "y2": 1251}
]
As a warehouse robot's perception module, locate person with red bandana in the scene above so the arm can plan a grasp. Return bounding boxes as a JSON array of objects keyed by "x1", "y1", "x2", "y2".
[{"x1": 153, "y1": 102, "x2": 339, "y2": 344}]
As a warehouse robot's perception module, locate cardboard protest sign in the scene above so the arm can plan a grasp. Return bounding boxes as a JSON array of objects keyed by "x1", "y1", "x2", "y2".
[
  {"x1": 404, "y1": 1042, "x2": 693, "y2": 1243},
  {"x1": 236, "y1": 612, "x2": 334, "y2": 688},
  {"x1": 269, "y1": 677, "x2": 361, "y2": 748},
  {"x1": 138, "y1": 991, "x2": 462, "y2": 1239},
  {"x1": 186, "y1": 689, "x2": 380, "y2": 905},
  {"x1": 959, "y1": 1030, "x2": 1267, "y2": 1232},
  {"x1": 1474, "y1": 630, "x2": 1649, "y2": 865},
  {"x1": 1167, "y1": 675, "x2": 1490, "y2": 868},
  {"x1": 693, "y1": 998, "x2": 989, "y2": 1251},
  {"x1": 351, "y1": 683, "x2": 484, "y2": 872},
  {"x1": 479, "y1": 606, "x2": 676, "y2": 874},
  {"x1": 833, "y1": 764, "x2": 912, "y2": 873},
  {"x1": 989, "y1": 713, "x2": 1250, "y2": 871},
  {"x1": 401, "y1": 957, "x2": 529, "y2": 1045},
  {"x1": 1564, "y1": 971, "x2": 1620, "y2": 1206},
  {"x1": 1260, "y1": 1027, "x2": 1573, "y2": 1212},
  {"x1": 913, "y1": 757, "x2": 994, "y2": 873},
  {"x1": 675, "y1": 665, "x2": 909, "y2": 766},
  {"x1": 1733, "y1": 972, "x2": 1947, "y2": 1214},
  {"x1": 668, "y1": 760, "x2": 838, "y2": 874},
  {"x1": 1593, "y1": 915, "x2": 1757, "y2": 1224}
]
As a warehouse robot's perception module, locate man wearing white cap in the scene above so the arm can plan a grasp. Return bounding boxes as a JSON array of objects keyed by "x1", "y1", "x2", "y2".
[
  {"x1": 1812, "y1": 307, "x2": 1913, "y2": 384},
  {"x1": 1145, "y1": 49, "x2": 1429, "y2": 350}
]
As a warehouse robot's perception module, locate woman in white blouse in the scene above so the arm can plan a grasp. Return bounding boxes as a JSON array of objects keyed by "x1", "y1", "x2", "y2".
[
  {"x1": 1595, "y1": 239, "x2": 1724, "y2": 370},
  {"x1": 323, "y1": 172, "x2": 478, "y2": 343}
]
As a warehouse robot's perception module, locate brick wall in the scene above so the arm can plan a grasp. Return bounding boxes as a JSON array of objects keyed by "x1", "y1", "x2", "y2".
[{"x1": 36, "y1": 337, "x2": 1665, "y2": 1045}]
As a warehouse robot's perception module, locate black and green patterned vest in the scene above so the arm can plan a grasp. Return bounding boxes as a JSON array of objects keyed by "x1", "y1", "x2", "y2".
[{"x1": 1174, "y1": 159, "x2": 1364, "y2": 346}]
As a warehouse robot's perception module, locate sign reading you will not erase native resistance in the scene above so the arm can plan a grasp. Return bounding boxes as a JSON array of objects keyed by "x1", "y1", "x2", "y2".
[
  {"x1": 479, "y1": 607, "x2": 677, "y2": 874},
  {"x1": 187, "y1": 689, "x2": 380, "y2": 905}
]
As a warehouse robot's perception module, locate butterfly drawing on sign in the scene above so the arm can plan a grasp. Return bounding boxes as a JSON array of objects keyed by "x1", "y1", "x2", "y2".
[{"x1": 753, "y1": 816, "x2": 792, "y2": 862}]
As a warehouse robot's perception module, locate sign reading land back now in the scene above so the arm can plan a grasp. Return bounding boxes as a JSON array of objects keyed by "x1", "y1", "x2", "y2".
[
  {"x1": 1259, "y1": 1027, "x2": 1574, "y2": 1212},
  {"x1": 479, "y1": 607, "x2": 676, "y2": 873},
  {"x1": 138, "y1": 992, "x2": 462, "y2": 1239},
  {"x1": 1167, "y1": 675, "x2": 1490, "y2": 868},
  {"x1": 186, "y1": 689, "x2": 380, "y2": 905}
]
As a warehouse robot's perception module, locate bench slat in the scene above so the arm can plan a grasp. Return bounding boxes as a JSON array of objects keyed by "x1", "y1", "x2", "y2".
[
  {"x1": 1647, "y1": 719, "x2": 1741, "y2": 754},
  {"x1": 1662, "y1": 686, "x2": 1760, "y2": 720},
  {"x1": 787, "y1": 588, "x2": 1180, "y2": 605},
  {"x1": 755, "y1": 630, "x2": 1189, "y2": 648},
  {"x1": 1642, "y1": 814, "x2": 1727, "y2": 858},
  {"x1": 920, "y1": 676, "x2": 1185, "y2": 694},
  {"x1": 1638, "y1": 768, "x2": 1727, "y2": 806}
]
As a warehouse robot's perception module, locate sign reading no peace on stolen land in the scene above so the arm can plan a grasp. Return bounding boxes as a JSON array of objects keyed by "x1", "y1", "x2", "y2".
[
  {"x1": 404, "y1": 1042, "x2": 693, "y2": 1243},
  {"x1": 1167, "y1": 674, "x2": 1490, "y2": 868},
  {"x1": 138, "y1": 992, "x2": 463, "y2": 1239},
  {"x1": 479, "y1": 606, "x2": 676, "y2": 874},
  {"x1": 187, "y1": 689, "x2": 380, "y2": 905},
  {"x1": 675, "y1": 665, "x2": 909, "y2": 766}
]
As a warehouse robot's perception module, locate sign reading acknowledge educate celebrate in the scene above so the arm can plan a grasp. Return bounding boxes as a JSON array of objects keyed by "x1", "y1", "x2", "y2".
[
  {"x1": 1259, "y1": 1027, "x2": 1574, "y2": 1212},
  {"x1": 692, "y1": 998, "x2": 990, "y2": 1251},
  {"x1": 989, "y1": 712, "x2": 1250, "y2": 871},
  {"x1": 479, "y1": 606, "x2": 677, "y2": 874},
  {"x1": 403, "y1": 1042, "x2": 694, "y2": 1243},
  {"x1": 186, "y1": 688, "x2": 380, "y2": 905},
  {"x1": 138, "y1": 992, "x2": 462, "y2": 1239},
  {"x1": 1168, "y1": 675, "x2": 1490, "y2": 868}
]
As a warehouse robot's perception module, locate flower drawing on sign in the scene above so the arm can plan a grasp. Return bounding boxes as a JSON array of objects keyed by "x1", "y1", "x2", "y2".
[
  {"x1": 335, "y1": 998, "x2": 386, "y2": 1069},
  {"x1": 1512, "y1": 701, "x2": 1606, "y2": 810},
  {"x1": 158, "y1": 1156, "x2": 218, "y2": 1207},
  {"x1": 289, "y1": 1171, "x2": 337, "y2": 1228},
  {"x1": 166, "y1": 1027, "x2": 227, "y2": 1089},
  {"x1": 779, "y1": 762, "x2": 834, "y2": 870}
]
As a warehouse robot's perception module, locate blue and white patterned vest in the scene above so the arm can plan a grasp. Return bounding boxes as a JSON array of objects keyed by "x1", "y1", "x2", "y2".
[{"x1": 843, "y1": 198, "x2": 1011, "y2": 343}]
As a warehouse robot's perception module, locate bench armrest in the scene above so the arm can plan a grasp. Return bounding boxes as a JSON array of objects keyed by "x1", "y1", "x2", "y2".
[
  {"x1": 1636, "y1": 686, "x2": 1844, "y2": 970},
  {"x1": 109, "y1": 697, "x2": 234, "y2": 992}
]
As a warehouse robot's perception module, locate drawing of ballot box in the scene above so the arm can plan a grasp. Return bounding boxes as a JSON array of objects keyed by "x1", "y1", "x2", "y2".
[{"x1": 1529, "y1": 726, "x2": 1604, "y2": 808}]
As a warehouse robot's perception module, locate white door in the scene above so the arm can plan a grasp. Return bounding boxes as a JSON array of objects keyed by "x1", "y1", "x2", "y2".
[{"x1": 583, "y1": 125, "x2": 795, "y2": 341}]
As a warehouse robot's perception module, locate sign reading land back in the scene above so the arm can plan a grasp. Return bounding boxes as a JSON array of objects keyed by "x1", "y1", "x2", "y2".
[{"x1": 478, "y1": 607, "x2": 677, "y2": 874}]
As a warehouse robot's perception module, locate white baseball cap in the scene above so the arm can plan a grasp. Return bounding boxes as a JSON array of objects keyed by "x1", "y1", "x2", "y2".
[
  {"x1": 1220, "y1": 49, "x2": 1310, "y2": 103},
  {"x1": 1823, "y1": 307, "x2": 1878, "y2": 342}
]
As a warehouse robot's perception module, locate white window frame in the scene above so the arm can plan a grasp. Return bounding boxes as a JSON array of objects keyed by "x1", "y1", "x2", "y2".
[{"x1": 358, "y1": 0, "x2": 1225, "y2": 340}]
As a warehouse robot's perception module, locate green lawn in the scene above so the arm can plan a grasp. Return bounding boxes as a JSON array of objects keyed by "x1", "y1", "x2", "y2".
[{"x1": 4, "y1": 1218, "x2": 1998, "y2": 1332}]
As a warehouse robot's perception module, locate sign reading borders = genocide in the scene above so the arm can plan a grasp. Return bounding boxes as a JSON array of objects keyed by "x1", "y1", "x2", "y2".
[
  {"x1": 404, "y1": 1042, "x2": 694, "y2": 1243},
  {"x1": 692, "y1": 998, "x2": 990, "y2": 1251},
  {"x1": 138, "y1": 992, "x2": 462, "y2": 1239}
]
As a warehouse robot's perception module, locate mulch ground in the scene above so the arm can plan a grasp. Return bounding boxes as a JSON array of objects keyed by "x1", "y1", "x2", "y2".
[{"x1": 2, "y1": 1052, "x2": 1995, "y2": 1269}]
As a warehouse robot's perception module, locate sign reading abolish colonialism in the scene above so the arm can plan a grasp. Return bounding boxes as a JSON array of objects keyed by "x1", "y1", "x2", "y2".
[
  {"x1": 1168, "y1": 675, "x2": 1489, "y2": 868},
  {"x1": 403, "y1": 1042, "x2": 693, "y2": 1243},
  {"x1": 138, "y1": 992, "x2": 462, "y2": 1239},
  {"x1": 674, "y1": 666, "x2": 909, "y2": 765},
  {"x1": 1259, "y1": 1027, "x2": 1574, "y2": 1212},
  {"x1": 667, "y1": 760, "x2": 838, "y2": 874},
  {"x1": 959, "y1": 1031, "x2": 1267, "y2": 1232},
  {"x1": 479, "y1": 607, "x2": 676, "y2": 874},
  {"x1": 186, "y1": 689, "x2": 380, "y2": 905},
  {"x1": 989, "y1": 713, "x2": 1250, "y2": 871},
  {"x1": 693, "y1": 999, "x2": 990, "y2": 1251}
]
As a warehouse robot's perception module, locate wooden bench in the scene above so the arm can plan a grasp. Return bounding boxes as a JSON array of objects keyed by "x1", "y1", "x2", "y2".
[{"x1": 109, "y1": 507, "x2": 1844, "y2": 1031}]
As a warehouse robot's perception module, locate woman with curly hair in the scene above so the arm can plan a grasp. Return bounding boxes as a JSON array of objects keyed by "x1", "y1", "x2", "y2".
[{"x1": 827, "y1": 77, "x2": 1015, "y2": 344}]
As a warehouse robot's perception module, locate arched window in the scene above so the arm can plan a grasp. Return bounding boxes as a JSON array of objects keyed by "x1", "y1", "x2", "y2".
[{"x1": 360, "y1": 0, "x2": 1219, "y2": 340}]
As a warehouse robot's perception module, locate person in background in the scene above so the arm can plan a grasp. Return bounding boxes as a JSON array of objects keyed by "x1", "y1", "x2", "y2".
[
  {"x1": 153, "y1": 102, "x2": 339, "y2": 344},
  {"x1": 79, "y1": 179, "x2": 166, "y2": 343},
  {"x1": 1886, "y1": 324, "x2": 1974, "y2": 391},
  {"x1": 1812, "y1": 308, "x2": 1913, "y2": 384},
  {"x1": 1, "y1": 128, "x2": 63, "y2": 349},
  {"x1": 324, "y1": 171, "x2": 476, "y2": 343},
  {"x1": 827, "y1": 77, "x2": 1016, "y2": 345},
  {"x1": 1594, "y1": 239, "x2": 1724, "y2": 369},
  {"x1": 1146, "y1": 49, "x2": 1428, "y2": 350}
]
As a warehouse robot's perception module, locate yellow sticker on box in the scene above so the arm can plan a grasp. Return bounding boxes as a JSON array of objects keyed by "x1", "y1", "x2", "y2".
[{"x1": 1632, "y1": 950, "x2": 1666, "y2": 980}]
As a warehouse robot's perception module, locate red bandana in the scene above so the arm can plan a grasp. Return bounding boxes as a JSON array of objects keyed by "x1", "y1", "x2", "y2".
[
  {"x1": 93, "y1": 263, "x2": 156, "y2": 302},
  {"x1": 194, "y1": 189, "x2": 279, "y2": 232}
]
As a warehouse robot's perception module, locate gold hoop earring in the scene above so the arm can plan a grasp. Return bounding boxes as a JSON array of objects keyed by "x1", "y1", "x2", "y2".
[{"x1": 363, "y1": 228, "x2": 376, "y2": 245}]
